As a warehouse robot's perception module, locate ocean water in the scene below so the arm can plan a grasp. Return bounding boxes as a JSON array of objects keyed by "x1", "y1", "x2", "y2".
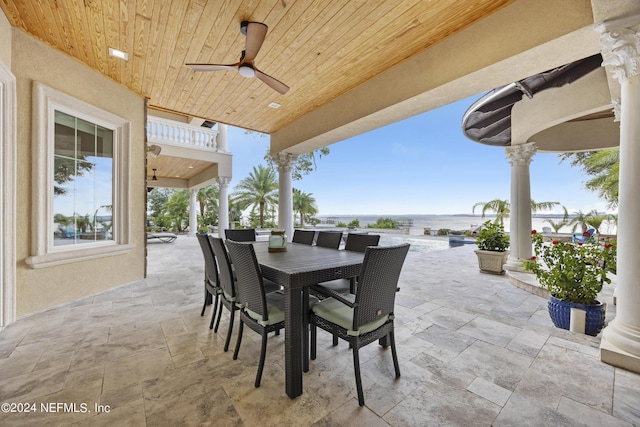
[{"x1": 317, "y1": 214, "x2": 618, "y2": 236}]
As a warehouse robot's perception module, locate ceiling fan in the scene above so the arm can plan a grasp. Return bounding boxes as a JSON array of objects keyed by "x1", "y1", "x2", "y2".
[{"x1": 187, "y1": 21, "x2": 290, "y2": 95}]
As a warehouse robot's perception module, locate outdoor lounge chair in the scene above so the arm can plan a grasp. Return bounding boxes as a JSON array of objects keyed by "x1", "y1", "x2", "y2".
[
  {"x1": 310, "y1": 243, "x2": 410, "y2": 406},
  {"x1": 147, "y1": 232, "x2": 177, "y2": 243},
  {"x1": 573, "y1": 227, "x2": 596, "y2": 243}
]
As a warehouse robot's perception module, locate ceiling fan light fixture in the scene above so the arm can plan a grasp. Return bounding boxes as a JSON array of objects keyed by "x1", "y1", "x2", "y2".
[{"x1": 238, "y1": 63, "x2": 255, "y2": 78}]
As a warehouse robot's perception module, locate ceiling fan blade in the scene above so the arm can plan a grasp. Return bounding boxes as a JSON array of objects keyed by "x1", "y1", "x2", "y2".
[
  {"x1": 186, "y1": 63, "x2": 239, "y2": 72},
  {"x1": 244, "y1": 22, "x2": 268, "y2": 62},
  {"x1": 255, "y1": 69, "x2": 290, "y2": 95}
]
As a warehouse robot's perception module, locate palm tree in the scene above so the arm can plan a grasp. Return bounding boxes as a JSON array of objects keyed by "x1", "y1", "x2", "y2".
[
  {"x1": 544, "y1": 218, "x2": 569, "y2": 233},
  {"x1": 562, "y1": 149, "x2": 619, "y2": 208},
  {"x1": 568, "y1": 210, "x2": 592, "y2": 233},
  {"x1": 586, "y1": 213, "x2": 611, "y2": 235},
  {"x1": 531, "y1": 200, "x2": 567, "y2": 218},
  {"x1": 473, "y1": 199, "x2": 565, "y2": 227},
  {"x1": 165, "y1": 190, "x2": 189, "y2": 231},
  {"x1": 228, "y1": 200, "x2": 243, "y2": 224},
  {"x1": 292, "y1": 189, "x2": 318, "y2": 227},
  {"x1": 232, "y1": 165, "x2": 278, "y2": 228},
  {"x1": 472, "y1": 199, "x2": 510, "y2": 226},
  {"x1": 197, "y1": 185, "x2": 219, "y2": 225}
]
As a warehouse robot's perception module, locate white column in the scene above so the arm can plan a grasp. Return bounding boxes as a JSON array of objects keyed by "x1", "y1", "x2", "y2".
[
  {"x1": 217, "y1": 177, "x2": 231, "y2": 237},
  {"x1": 217, "y1": 123, "x2": 229, "y2": 153},
  {"x1": 504, "y1": 142, "x2": 537, "y2": 271},
  {"x1": 597, "y1": 15, "x2": 640, "y2": 373},
  {"x1": 188, "y1": 188, "x2": 198, "y2": 236},
  {"x1": 272, "y1": 152, "x2": 298, "y2": 241}
]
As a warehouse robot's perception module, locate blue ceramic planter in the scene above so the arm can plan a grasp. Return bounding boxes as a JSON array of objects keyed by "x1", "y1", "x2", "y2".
[{"x1": 547, "y1": 296, "x2": 605, "y2": 336}]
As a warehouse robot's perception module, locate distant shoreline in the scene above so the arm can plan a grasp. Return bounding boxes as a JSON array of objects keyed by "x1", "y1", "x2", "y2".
[{"x1": 314, "y1": 213, "x2": 618, "y2": 236}]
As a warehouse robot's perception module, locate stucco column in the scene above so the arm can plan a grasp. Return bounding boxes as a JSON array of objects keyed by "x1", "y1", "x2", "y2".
[
  {"x1": 217, "y1": 176, "x2": 231, "y2": 237},
  {"x1": 217, "y1": 123, "x2": 229, "y2": 153},
  {"x1": 597, "y1": 15, "x2": 640, "y2": 373},
  {"x1": 188, "y1": 188, "x2": 198, "y2": 236},
  {"x1": 271, "y1": 152, "x2": 298, "y2": 241},
  {"x1": 504, "y1": 142, "x2": 537, "y2": 271}
]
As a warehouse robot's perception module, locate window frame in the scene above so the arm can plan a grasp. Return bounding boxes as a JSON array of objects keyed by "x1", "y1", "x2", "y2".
[
  {"x1": 1, "y1": 59, "x2": 16, "y2": 326},
  {"x1": 27, "y1": 82, "x2": 133, "y2": 269}
]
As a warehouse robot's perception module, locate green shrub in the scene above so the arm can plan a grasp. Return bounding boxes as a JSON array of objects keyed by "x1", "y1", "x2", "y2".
[
  {"x1": 475, "y1": 221, "x2": 509, "y2": 252},
  {"x1": 367, "y1": 217, "x2": 398, "y2": 229}
]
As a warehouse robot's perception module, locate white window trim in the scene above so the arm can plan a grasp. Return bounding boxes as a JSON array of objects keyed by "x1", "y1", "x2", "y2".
[
  {"x1": 26, "y1": 82, "x2": 133, "y2": 269},
  {"x1": 0, "y1": 59, "x2": 16, "y2": 327}
]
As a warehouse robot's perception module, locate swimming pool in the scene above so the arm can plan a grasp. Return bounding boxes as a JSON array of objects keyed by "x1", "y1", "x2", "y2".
[{"x1": 378, "y1": 234, "x2": 450, "y2": 254}]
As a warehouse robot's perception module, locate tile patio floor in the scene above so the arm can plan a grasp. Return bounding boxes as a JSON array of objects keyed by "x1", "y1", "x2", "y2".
[{"x1": 0, "y1": 235, "x2": 639, "y2": 426}]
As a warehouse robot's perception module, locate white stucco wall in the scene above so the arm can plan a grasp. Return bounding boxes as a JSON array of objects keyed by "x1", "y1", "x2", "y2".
[
  {"x1": 12, "y1": 29, "x2": 146, "y2": 317},
  {"x1": 0, "y1": 8, "x2": 11, "y2": 67}
]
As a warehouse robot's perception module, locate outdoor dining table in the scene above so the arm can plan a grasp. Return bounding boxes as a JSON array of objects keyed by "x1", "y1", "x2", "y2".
[{"x1": 251, "y1": 241, "x2": 364, "y2": 399}]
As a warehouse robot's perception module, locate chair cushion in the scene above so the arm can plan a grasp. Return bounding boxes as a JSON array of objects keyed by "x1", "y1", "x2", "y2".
[
  {"x1": 222, "y1": 290, "x2": 236, "y2": 303},
  {"x1": 308, "y1": 295, "x2": 320, "y2": 308},
  {"x1": 245, "y1": 291, "x2": 285, "y2": 326},
  {"x1": 316, "y1": 278, "x2": 350, "y2": 294},
  {"x1": 312, "y1": 296, "x2": 391, "y2": 336}
]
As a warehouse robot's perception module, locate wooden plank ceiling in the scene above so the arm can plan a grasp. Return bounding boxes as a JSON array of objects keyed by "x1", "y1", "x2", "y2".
[{"x1": 1, "y1": 0, "x2": 512, "y2": 135}]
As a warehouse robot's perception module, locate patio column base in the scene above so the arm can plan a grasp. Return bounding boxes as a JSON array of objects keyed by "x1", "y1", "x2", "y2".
[
  {"x1": 601, "y1": 319, "x2": 640, "y2": 374},
  {"x1": 504, "y1": 257, "x2": 527, "y2": 272}
]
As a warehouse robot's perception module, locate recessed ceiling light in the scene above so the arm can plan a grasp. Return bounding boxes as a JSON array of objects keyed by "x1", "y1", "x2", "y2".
[
  {"x1": 268, "y1": 102, "x2": 281, "y2": 109},
  {"x1": 109, "y1": 47, "x2": 128, "y2": 60},
  {"x1": 188, "y1": 165, "x2": 194, "y2": 169}
]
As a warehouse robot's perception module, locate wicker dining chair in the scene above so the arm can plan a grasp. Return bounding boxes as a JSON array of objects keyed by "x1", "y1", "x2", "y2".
[
  {"x1": 209, "y1": 237, "x2": 281, "y2": 352},
  {"x1": 312, "y1": 233, "x2": 382, "y2": 297},
  {"x1": 196, "y1": 233, "x2": 221, "y2": 327},
  {"x1": 225, "y1": 240, "x2": 285, "y2": 388},
  {"x1": 208, "y1": 237, "x2": 243, "y2": 352},
  {"x1": 292, "y1": 229, "x2": 315, "y2": 245},
  {"x1": 224, "y1": 228, "x2": 256, "y2": 242},
  {"x1": 344, "y1": 233, "x2": 381, "y2": 253},
  {"x1": 310, "y1": 243, "x2": 410, "y2": 406},
  {"x1": 315, "y1": 231, "x2": 342, "y2": 249}
]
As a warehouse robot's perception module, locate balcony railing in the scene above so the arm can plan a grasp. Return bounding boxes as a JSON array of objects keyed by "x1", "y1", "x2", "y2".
[{"x1": 147, "y1": 116, "x2": 218, "y2": 151}]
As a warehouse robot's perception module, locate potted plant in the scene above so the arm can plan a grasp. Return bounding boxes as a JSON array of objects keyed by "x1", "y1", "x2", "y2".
[
  {"x1": 524, "y1": 230, "x2": 616, "y2": 336},
  {"x1": 474, "y1": 221, "x2": 510, "y2": 274}
]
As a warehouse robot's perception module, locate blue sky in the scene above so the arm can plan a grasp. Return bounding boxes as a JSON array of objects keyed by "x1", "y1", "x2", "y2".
[{"x1": 228, "y1": 95, "x2": 610, "y2": 216}]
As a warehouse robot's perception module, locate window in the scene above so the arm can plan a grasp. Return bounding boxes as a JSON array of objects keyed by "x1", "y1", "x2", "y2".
[
  {"x1": 53, "y1": 111, "x2": 114, "y2": 246},
  {"x1": 27, "y1": 83, "x2": 132, "y2": 268}
]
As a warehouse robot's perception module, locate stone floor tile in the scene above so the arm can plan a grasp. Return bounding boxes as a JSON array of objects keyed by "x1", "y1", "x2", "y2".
[
  {"x1": 0, "y1": 236, "x2": 638, "y2": 426},
  {"x1": 558, "y1": 396, "x2": 634, "y2": 426},
  {"x1": 506, "y1": 329, "x2": 549, "y2": 358},
  {"x1": 493, "y1": 393, "x2": 586, "y2": 427},
  {"x1": 458, "y1": 316, "x2": 522, "y2": 347},
  {"x1": 467, "y1": 376, "x2": 512, "y2": 407},
  {"x1": 613, "y1": 368, "x2": 640, "y2": 425},
  {"x1": 383, "y1": 377, "x2": 501, "y2": 426},
  {"x1": 449, "y1": 340, "x2": 534, "y2": 391}
]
